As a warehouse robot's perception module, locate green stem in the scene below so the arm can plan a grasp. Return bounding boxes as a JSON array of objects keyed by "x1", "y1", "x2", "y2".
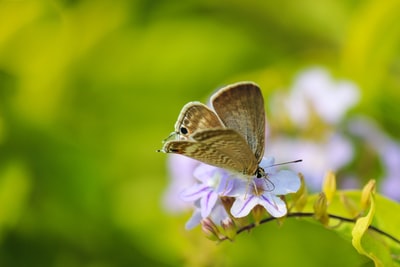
[{"x1": 225, "y1": 212, "x2": 400, "y2": 244}]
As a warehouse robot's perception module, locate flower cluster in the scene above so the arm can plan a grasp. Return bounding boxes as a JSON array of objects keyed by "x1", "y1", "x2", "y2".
[
  {"x1": 268, "y1": 68, "x2": 360, "y2": 190},
  {"x1": 172, "y1": 156, "x2": 300, "y2": 238},
  {"x1": 268, "y1": 67, "x2": 400, "y2": 200},
  {"x1": 162, "y1": 67, "x2": 400, "y2": 241}
]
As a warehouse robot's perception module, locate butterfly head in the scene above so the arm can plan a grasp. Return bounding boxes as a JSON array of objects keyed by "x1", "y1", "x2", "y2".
[
  {"x1": 255, "y1": 167, "x2": 265, "y2": 178},
  {"x1": 254, "y1": 166, "x2": 275, "y2": 192}
]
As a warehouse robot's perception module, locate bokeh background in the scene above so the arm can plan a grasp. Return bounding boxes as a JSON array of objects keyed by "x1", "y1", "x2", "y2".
[{"x1": 1, "y1": 0, "x2": 400, "y2": 266}]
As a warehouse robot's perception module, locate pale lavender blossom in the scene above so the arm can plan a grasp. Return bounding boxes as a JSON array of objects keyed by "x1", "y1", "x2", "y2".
[
  {"x1": 180, "y1": 163, "x2": 236, "y2": 229},
  {"x1": 162, "y1": 154, "x2": 199, "y2": 213},
  {"x1": 267, "y1": 134, "x2": 353, "y2": 189},
  {"x1": 185, "y1": 200, "x2": 230, "y2": 230},
  {"x1": 348, "y1": 116, "x2": 400, "y2": 200},
  {"x1": 228, "y1": 157, "x2": 301, "y2": 218},
  {"x1": 269, "y1": 67, "x2": 360, "y2": 190},
  {"x1": 179, "y1": 157, "x2": 300, "y2": 228},
  {"x1": 269, "y1": 67, "x2": 400, "y2": 199},
  {"x1": 180, "y1": 163, "x2": 235, "y2": 218},
  {"x1": 285, "y1": 68, "x2": 360, "y2": 127}
]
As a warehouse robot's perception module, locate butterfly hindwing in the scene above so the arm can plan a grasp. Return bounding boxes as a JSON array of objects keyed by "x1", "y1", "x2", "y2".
[
  {"x1": 211, "y1": 82, "x2": 265, "y2": 163},
  {"x1": 173, "y1": 102, "x2": 223, "y2": 139}
]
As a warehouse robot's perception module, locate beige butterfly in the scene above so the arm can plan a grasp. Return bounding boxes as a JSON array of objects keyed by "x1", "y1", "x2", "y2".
[{"x1": 159, "y1": 82, "x2": 267, "y2": 178}]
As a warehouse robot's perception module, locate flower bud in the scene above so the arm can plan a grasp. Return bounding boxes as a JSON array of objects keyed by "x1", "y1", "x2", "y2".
[
  {"x1": 201, "y1": 218, "x2": 222, "y2": 241},
  {"x1": 360, "y1": 179, "x2": 376, "y2": 212},
  {"x1": 252, "y1": 205, "x2": 266, "y2": 226},
  {"x1": 292, "y1": 173, "x2": 308, "y2": 212},
  {"x1": 313, "y1": 192, "x2": 329, "y2": 226},
  {"x1": 221, "y1": 218, "x2": 236, "y2": 240},
  {"x1": 322, "y1": 171, "x2": 336, "y2": 205}
]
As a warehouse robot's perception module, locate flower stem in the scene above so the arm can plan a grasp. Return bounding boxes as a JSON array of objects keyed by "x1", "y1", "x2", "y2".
[{"x1": 223, "y1": 212, "x2": 400, "y2": 244}]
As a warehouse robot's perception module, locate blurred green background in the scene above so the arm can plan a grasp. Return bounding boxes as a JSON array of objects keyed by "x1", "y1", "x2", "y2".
[{"x1": 1, "y1": 0, "x2": 399, "y2": 266}]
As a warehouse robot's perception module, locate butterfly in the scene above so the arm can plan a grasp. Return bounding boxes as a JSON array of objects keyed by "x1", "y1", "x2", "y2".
[{"x1": 158, "y1": 81, "x2": 271, "y2": 180}]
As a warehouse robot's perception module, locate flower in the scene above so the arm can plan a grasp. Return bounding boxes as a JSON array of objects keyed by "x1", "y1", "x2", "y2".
[
  {"x1": 185, "y1": 200, "x2": 230, "y2": 230},
  {"x1": 180, "y1": 163, "x2": 236, "y2": 218},
  {"x1": 269, "y1": 67, "x2": 360, "y2": 190},
  {"x1": 179, "y1": 157, "x2": 300, "y2": 228},
  {"x1": 348, "y1": 116, "x2": 400, "y2": 201},
  {"x1": 179, "y1": 163, "x2": 236, "y2": 229},
  {"x1": 284, "y1": 68, "x2": 360, "y2": 127},
  {"x1": 228, "y1": 157, "x2": 301, "y2": 218},
  {"x1": 267, "y1": 134, "x2": 353, "y2": 189},
  {"x1": 268, "y1": 67, "x2": 400, "y2": 200},
  {"x1": 162, "y1": 154, "x2": 199, "y2": 213}
]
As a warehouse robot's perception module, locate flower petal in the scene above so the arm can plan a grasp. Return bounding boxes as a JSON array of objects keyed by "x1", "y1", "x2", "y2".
[
  {"x1": 210, "y1": 202, "x2": 230, "y2": 225},
  {"x1": 260, "y1": 156, "x2": 275, "y2": 168},
  {"x1": 230, "y1": 195, "x2": 258, "y2": 218},
  {"x1": 269, "y1": 170, "x2": 300, "y2": 195},
  {"x1": 215, "y1": 175, "x2": 235, "y2": 195},
  {"x1": 180, "y1": 184, "x2": 209, "y2": 202},
  {"x1": 225, "y1": 178, "x2": 248, "y2": 197},
  {"x1": 259, "y1": 194, "x2": 287, "y2": 217},
  {"x1": 163, "y1": 154, "x2": 198, "y2": 213},
  {"x1": 185, "y1": 209, "x2": 202, "y2": 230},
  {"x1": 200, "y1": 191, "x2": 218, "y2": 218},
  {"x1": 193, "y1": 163, "x2": 218, "y2": 183}
]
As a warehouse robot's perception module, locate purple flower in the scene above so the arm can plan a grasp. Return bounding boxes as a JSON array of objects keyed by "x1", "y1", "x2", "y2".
[
  {"x1": 179, "y1": 163, "x2": 238, "y2": 229},
  {"x1": 284, "y1": 68, "x2": 360, "y2": 127},
  {"x1": 348, "y1": 116, "x2": 400, "y2": 201},
  {"x1": 267, "y1": 134, "x2": 353, "y2": 190},
  {"x1": 185, "y1": 200, "x2": 230, "y2": 230},
  {"x1": 179, "y1": 156, "x2": 300, "y2": 228},
  {"x1": 228, "y1": 157, "x2": 301, "y2": 218},
  {"x1": 180, "y1": 163, "x2": 235, "y2": 218},
  {"x1": 162, "y1": 154, "x2": 199, "y2": 213},
  {"x1": 268, "y1": 67, "x2": 360, "y2": 190}
]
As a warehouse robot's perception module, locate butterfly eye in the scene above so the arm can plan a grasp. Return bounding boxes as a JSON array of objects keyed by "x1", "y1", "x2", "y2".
[
  {"x1": 180, "y1": 127, "x2": 188, "y2": 135},
  {"x1": 256, "y1": 167, "x2": 265, "y2": 178}
]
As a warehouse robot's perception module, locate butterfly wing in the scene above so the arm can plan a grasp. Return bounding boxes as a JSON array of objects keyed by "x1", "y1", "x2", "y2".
[
  {"x1": 172, "y1": 102, "x2": 223, "y2": 140},
  {"x1": 161, "y1": 128, "x2": 259, "y2": 176},
  {"x1": 211, "y1": 82, "x2": 265, "y2": 163}
]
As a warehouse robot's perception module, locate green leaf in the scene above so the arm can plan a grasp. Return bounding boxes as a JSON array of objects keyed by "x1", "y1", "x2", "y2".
[
  {"x1": 298, "y1": 185, "x2": 400, "y2": 266},
  {"x1": 351, "y1": 181, "x2": 400, "y2": 267},
  {"x1": 351, "y1": 181, "x2": 384, "y2": 266}
]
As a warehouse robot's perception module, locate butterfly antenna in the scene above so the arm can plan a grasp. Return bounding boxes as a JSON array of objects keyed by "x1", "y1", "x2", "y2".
[{"x1": 270, "y1": 159, "x2": 302, "y2": 167}]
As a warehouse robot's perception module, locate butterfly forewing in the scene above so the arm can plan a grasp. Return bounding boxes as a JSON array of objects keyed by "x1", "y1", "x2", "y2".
[
  {"x1": 173, "y1": 102, "x2": 223, "y2": 140},
  {"x1": 162, "y1": 128, "x2": 259, "y2": 176},
  {"x1": 211, "y1": 82, "x2": 265, "y2": 163}
]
